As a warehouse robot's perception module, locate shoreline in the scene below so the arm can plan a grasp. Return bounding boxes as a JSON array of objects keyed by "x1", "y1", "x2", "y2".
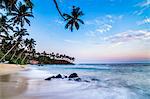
[{"x1": 0, "y1": 64, "x2": 27, "y2": 76}]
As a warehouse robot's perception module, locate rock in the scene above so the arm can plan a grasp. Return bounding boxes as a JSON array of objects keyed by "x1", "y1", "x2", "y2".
[
  {"x1": 91, "y1": 78, "x2": 99, "y2": 81},
  {"x1": 69, "y1": 73, "x2": 79, "y2": 78},
  {"x1": 45, "y1": 76, "x2": 55, "y2": 80},
  {"x1": 64, "y1": 75, "x2": 67, "y2": 78},
  {"x1": 83, "y1": 80, "x2": 90, "y2": 83},
  {"x1": 68, "y1": 78, "x2": 72, "y2": 81},
  {"x1": 55, "y1": 74, "x2": 62, "y2": 78},
  {"x1": 50, "y1": 76, "x2": 55, "y2": 78},
  {"x1": 74, "y1": 78, "x2": 81, "y2": 82},
  {"x1": 45, "y1": 77, "x2": 51, "y2": 80}
]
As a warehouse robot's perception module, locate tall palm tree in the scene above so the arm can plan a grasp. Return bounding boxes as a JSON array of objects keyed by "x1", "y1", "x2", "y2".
[
  {"x1": 8, "y1": 2, "x2": 33, "y2": 27},
  {"x1": 13, "y1": 27, "x2": 29, "y2": 38},
  {"x1": 0, "y1": 0, "x2": 18, "y2": 11},
  {"x1": 63, "y1": 6, "x2": 84, "y2": 32},
  {"x1": 0, "y1": 27, "x2": 29, "y2": 62},
  {"x1": 15, "y1": 38, "x2": 36, "y2": 63},
  {"x1": 0, "y1": 15, "x2": 13, "y2": 36}
]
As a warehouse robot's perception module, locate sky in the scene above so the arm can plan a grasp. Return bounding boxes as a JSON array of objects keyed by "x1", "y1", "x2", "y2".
[{"x1": 27, "y1": 0, "x2": 150, "y2": 63}]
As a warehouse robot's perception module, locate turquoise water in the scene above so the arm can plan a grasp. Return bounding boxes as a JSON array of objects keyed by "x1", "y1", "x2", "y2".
[{"x1": 24, "y1": 63, "x2": 150, "y2": 99}]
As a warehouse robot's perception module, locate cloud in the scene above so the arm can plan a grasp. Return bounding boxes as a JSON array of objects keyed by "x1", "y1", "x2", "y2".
[
  {"x1": 138, "y1": 0, "x2": 150, "y2": 7},
  {"x1": 134, "y1": 0, "x2": 150, "y2": 15},
  {"x1": 104, "y1": 30, "x2": 150, "y2": 43},
  {"x1": 96, "y1": 24, "x2": 112, "y2": 33},
  {"x1": 64, "y1": 40, "x2": 81, "y2": 44},
  {"x1": 55, "y1": 19, "x2": 64, "y2": 25},
  {"x1": 137, "y1": 17, "x2": 150, "y2": 25},
  {"x1": 85, "y1": 15, "x2": 118, "y2": 37}
]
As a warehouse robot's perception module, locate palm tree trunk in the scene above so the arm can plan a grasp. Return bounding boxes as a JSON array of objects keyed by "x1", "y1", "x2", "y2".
[
  {"x1": 15, "y1": 45, "x2": 29, "y2": 63},
  {"x1": 0, "y1": 43, "x2": 18, "y2": 62},
  {"x1": 21, "y1": 54, "x2": 28, "y2": 64},
  {"x1": 15, "y1": 50, "x2": 25, "y2": 63},
  {"x1": 10, "y1": 50, "x2": 17, "y2": 60},
  {"x1": 53, "y1": 0, "x2": 66, "y2": 20}
]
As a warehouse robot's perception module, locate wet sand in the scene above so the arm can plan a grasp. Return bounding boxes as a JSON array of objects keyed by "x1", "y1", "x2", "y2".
[{"x1": 0, "y1": 64, "x2": 26, "y2": 76}]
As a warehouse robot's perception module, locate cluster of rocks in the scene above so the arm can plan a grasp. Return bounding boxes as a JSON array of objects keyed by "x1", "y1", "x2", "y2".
[
  {"x1": 45, "y1": 73, "x2": 85, "y2": 82},
  {"x1": 45, "y1": 73, "x2": 100, "y2": 83}
]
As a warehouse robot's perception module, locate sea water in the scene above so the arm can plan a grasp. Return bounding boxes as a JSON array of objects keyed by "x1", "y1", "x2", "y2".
[
  {"x1": 1, "y1": 63, "x2": 150, "y2": 99},
  {"x1": 19, "y1": 63, "x2": 150, "y2": 99}
]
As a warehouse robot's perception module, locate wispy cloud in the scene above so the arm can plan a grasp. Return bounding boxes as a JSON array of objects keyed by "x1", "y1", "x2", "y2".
[
  {"x1": 85, "y1": 15, "x2": 123, "y2": 38},
  {"x1": 104, "y1": 30, "x2": 150, "y2": 44},
  {"x1": 96, "y1": 24, "x2": 112, "y2": 33},
  {"x1": 64, "y1": 39, "x2": 81, "y2": 44},
  {"x1": 55, "y1": 19, "x2": 64, "y2": 25},
  {"x1": 134, "y1": 0, "x2": 150, "y2": 15},
  {"x1": 137, "y1": 0, "x2": 150, "y2": 7},
  {"x1": 137, "y1": 17, "x2": 150, "y2": 25}
]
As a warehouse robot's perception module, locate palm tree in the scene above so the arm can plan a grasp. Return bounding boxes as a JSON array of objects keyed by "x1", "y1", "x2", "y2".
[
  {"x1": 8, "y1": 2, "x2": 33, "y2": 27},
  {"x1": 63, "y1": 6, "x2": 84, "y2": 32},
  {"x1": 0, "y1": 15, "x2": 13, "y2": 36},
  {"x1": 0, "y1": 27, "x2": 29, "y2": 62},
  {"x1": 15, "y1": 38, "x2": 36, "y2": 63},
  {"x1": 24, "y1": 0, "x2": 33, "y2": 11},
  {"x1": 51, "y1": 52, "x2": 55, "y2": 60},
  {"x1": 0, "y1": 0, "x2": 17, "y2": 11}
]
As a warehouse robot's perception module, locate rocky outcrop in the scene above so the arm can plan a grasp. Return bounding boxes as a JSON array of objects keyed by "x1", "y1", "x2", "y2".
[
  {"x1": 45, "y1": 73, "x2": 100, "y2": 83},
  {"x1": 45, "y1": 74, "x2": 62, "y2": 80},
  {"x1": 68, "y1": 73, "x2": 78, "y2": 78}
]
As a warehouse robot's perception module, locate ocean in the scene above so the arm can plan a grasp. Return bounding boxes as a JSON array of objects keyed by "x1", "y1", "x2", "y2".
[{"x1": 18, "y1": 63, "x2": 150, "y2": 99}]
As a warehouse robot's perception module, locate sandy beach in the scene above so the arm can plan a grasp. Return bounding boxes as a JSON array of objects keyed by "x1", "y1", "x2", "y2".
[{"x1": 0, "y1": 64, "x2": 27, "y2": 76}]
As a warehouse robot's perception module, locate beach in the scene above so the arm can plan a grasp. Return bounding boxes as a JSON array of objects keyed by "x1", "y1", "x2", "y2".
[
  {"x1": 0, "y1": 64, "x2": 150, "y2": 99},
  {"x1": 0, "y1": 64, "x2": 26, "y2": 76}
]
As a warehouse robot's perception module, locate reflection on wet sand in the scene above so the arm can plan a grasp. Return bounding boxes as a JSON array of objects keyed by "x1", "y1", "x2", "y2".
[{"x1": 0, "y1": 74, "x2": 28, "y2": 99}]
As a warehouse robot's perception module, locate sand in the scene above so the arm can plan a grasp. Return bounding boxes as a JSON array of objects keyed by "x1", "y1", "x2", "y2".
[{"x1": 0, "y1": 64, "x2": 27, "y2": 75}]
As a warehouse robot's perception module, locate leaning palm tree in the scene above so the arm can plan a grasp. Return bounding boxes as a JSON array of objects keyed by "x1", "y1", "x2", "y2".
[
  {"x1": 7, "y1": 2, "x2": 33, "y2": 27},
  {"x1": 15, "y1": 38, "x2": 36, "y2": 63},
  {"x1": 22, "y1": 38, "x2": 36, "y2": 64},
  {"x1": 63, "y1": 6, "x2": 84, "y2": 32},
  {"x1": 0, "y1": 27, "x2": 29, "y2": 62}
]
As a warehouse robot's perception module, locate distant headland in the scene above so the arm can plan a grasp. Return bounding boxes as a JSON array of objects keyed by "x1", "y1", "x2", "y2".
[{"x1": 30, "y1": 51, "x2": 75, "y2": 65}]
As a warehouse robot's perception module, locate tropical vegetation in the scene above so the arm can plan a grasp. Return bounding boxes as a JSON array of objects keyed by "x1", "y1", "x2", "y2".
[{"x1": 0, "y1": 0, "x2": 83, "y2": 64}]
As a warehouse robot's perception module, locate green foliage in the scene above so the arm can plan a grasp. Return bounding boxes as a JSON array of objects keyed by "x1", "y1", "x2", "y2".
[
  {"x1": 0, "y1": 51, "x2": 4, "y2": 59},
  {"x1": 0, "y1": 0, "x2": 79, "y2": 64}
]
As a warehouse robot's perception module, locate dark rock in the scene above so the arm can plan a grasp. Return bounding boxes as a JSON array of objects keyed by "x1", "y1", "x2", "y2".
[
  {"x1": 55, "y1": 74, "x2": 62, "y2": 78},
  {"x1": 68, "y1": 78, "x2": 72, "y2": 81},
  {"x1": 45, "y1": 76, "x2": 55, "y2": 80},
  {"x1": 74, "y1": 78, "x2": 81, "y2": 82},
  {"x1": 83, "y1": 80, "x2": 90, "y2": 83},
  {"x1": 45, "y1": 77, "x2": 51, "y2": 80},
  {"x1": 50, "y1": 76, "x2": 55, "y2": 78},
  {"x1": 69, "y1": 73, "x2": 79, "y2": 78},
  {"x1": 91, "y1": 78, "x2": 100, "y2": 81}
]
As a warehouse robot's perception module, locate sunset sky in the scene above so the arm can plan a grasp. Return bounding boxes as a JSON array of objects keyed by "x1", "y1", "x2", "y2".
[{"x1": 28, "y1": 0, "x2": 150, "y2": 63}]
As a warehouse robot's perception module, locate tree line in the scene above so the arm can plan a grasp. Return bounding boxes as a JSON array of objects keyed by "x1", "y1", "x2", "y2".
[{"x1": 33, "y1": 51, "x2": 75, "y2": 64}]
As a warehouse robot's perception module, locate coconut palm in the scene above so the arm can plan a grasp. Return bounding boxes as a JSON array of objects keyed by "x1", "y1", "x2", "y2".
[
  {"x1": 0, "y1": 27, "x2": 29, "y2": 62},
  {"x1": 0, "y1": 15, "x2": 13, "y2": 35},
  {"x1": 8, "y1": 2, "x2": 33, "y2": 27},
  {"x1": 24, "y1": 0, "x2": 33, "y2": 11},
  {"x1": 0, "y1": 0, "x2": 18, "y2": 11},
  {"x1": 15, "y1": 38, "x2": 36, "y2": 63},
  {"x1": 63, "y1": 6, "x2": 84, "y2": 32}
]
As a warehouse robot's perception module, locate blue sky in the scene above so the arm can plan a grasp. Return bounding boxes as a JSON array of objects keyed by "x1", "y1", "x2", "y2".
[{"x1": 28, "y1": 0, "x2": 150, "y2": 63}]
